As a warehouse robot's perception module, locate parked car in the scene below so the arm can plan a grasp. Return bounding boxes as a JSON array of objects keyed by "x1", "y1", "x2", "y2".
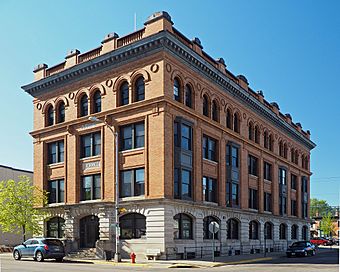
[
  {"x1": 286, "y1": 241, "x2": 316, "y2": 257},
  {"x1": 310, "y1": 237, "x2": 332, "y2": 246},
  {"x1": 13, "y1": 238, "x2": 65, "y2": 262}
]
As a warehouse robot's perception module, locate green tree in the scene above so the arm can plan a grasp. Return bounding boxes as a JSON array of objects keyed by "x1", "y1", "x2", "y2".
[
  {"x1": 310, "y1": 198, "x2": 332, "y2": 218},
  {"x1": 0, "y1": 176, "x2": 48, "y2": 242},
  {"x1": 320, "y1": 212, "x2": 336, "y2": 237}
]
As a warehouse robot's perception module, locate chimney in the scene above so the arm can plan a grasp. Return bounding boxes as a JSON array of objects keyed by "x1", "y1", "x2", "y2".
[
  {"x1": 285, "y1": 113, "x2": 292, "y2": 124},
  {"x1": 237, "y1": 75, "x2": 249, "y2": 91},
  {"x1": 270, "y1": 102, "x2": 280, "y2": 115},
  {"x1": 192, "y1": 37, "x2": 203, "y2": 55},
  {"x1": 296, "y1": 122, "x2": 302, "y2": 132},
  {"x1": 101, "y1": 32, "x2": 119, "y2": 54},
  {"x1": 144, "y1": 11, "x2": 174, "y2": 37},
  {"x1": 33, "y1": 63, "x2": 48, "y2": 81},
  {"x1": 65, "y1": 49, "x2": 80, "y2": 69},
  {"x1": 257, "y1": 90, "x2": 264, "y2": 103},
  {"x1": 216, "y1": 58, "x2": 227, "y2": 74}
]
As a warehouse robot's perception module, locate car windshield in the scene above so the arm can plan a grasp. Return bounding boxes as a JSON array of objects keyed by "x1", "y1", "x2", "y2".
[
  {"x1": 43, "y1": 239, "x2": 63, "y2": 246},
  {"x1": 291, "y1": 242, "x2": 307, "y2": 247}
]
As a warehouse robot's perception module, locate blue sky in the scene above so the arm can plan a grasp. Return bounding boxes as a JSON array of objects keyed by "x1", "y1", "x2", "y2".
[{"x1": 0, "y1": 0, "x2": 339, "y2": 205}]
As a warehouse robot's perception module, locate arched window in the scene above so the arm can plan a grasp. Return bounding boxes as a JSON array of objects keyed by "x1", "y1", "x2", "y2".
[
  {"x1": 302, "y1": 225, "x2": 308, "y2": 240},
  {"x1": 233, "y1": 113, "x2": 240, "y2": 133},
  {"x1": 264, "y1": 222, "x2": 273, "y2": 239},
  {"x1": 226, "y1": 109, "x2": 232, "y2": 129},
  {"x1": 134, "y1": 76, "x2": 145, "y2": 102},
  {"x1": 268, "y1": 134, "x2": 273, "y2": 151},
  {"x1": 264, "y1": 131, "x2": 268, "y2": 149},
  {"x1": 203, "y1": 95, "x2": 209, "y2": 117},
  {"x1": 173, "y1": 78, "x2": 181, "y2": 102},
  {"x1": 203, "y1": 216, "x2": 219, "y2": 240},
  {"x1": 248, "y1": 122, "x2": 254, "y2": 140},
  {"x1": 254, "y1": 125, "x2": 259, "y2": 143},
  {"x1": 174, "y1": 213, "x2": 193, "y2": 239},
  {"x1": 47, "y1": 217, "x2": 65, "y2": 238},
  {"x1": 291, "y1": 224, "x2": 298, "y2": 240},
  {"x1": 184, "y1": 84, "x2": 192, "y2": 108},
  {"x1": 80, "y1": 94, "x2": 88, "y2": 117},
  {"x1": 283, "y1": 143, "x2": 288, "y2": 158},
  {"x1": 56, "y1": 102, "x2": 65, "y2": 124},
  {"x1": 212, "y1": 100, "x2": 219, "y2": 122},
  {"x1": 120, "y1": 213, "x2": 146, "y2": 239},
  {"x1": 279, "y1": 141, "x2": 283, "y2": 156},
  {"x1": 279, "y1": 223, "x2": 287, "y2": 240},
  {"x1": 249, "y1": 220, "x2": 259, "y2": 240},
  {"x1": 46, "y1": 105, "x2": 54, "y2": 126},
  {"x1": 92, "y1": 90, "x2": 101, "y2": 113},
  {"x1": 120, "y1": 81, "x2": 129, "y2": 106},
  {"x1": 227, "y1": 218, "x2": 239, "y2": 239}
]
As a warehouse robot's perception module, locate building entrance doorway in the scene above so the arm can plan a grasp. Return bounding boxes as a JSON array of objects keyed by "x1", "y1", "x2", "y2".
[{"x1": 79, "y1": 215, "x2": 99, "y2": 248}]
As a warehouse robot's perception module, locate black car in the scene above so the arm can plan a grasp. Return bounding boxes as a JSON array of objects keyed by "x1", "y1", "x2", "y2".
[{"x1": 286, "y1": 241, "x2": 316, "y2": 257}]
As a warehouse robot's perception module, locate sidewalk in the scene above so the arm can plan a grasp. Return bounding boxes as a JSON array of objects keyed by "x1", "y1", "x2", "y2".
[{"x1": 65, "y1": 251, "x2": 284, "y2": 268}]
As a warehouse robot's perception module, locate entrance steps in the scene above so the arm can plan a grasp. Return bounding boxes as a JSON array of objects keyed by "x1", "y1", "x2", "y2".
[{"x1": 67, "y1": 248, "x2": 97, "y2": 259}]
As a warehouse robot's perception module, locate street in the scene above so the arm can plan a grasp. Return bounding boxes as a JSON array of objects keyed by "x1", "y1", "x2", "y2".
[{"x1": 0, "y1": 248, "x2": 338, "y2": 272}]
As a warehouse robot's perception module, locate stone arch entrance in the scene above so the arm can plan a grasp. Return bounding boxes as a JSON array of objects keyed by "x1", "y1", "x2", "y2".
[{"x1": 79, "y1": 215, "x2": 99, "y2": 248}]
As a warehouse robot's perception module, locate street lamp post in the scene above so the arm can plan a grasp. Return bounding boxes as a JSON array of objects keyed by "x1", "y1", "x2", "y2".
[{"x1": 89, "y1": 116, "x2": 121, "y2": 262}]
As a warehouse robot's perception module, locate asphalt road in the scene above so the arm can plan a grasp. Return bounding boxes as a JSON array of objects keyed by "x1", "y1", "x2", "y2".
[{"x1": 0, "y1": 248, "x2": 338, "y2": 272}]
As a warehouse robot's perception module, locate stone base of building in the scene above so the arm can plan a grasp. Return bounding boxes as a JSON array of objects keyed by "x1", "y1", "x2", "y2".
[{"x1": 42, "y1": 199, "x2": 310, "y2": 260}]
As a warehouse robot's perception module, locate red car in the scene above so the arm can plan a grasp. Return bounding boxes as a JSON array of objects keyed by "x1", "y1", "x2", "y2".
[{"x1": 310, "y1": 237, "x2": 331, "y2": 246}]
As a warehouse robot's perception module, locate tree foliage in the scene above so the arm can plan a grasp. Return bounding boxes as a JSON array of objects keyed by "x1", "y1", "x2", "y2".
[
  {"x1": 320, "y1": 212, "x2": 336, "y2": 237},
  {"x1": 0, "y1": 176, "x2": 48, "y2": 241},
  {"x1": 310, "y1": 198, "x2": 332, "y2": 218}
]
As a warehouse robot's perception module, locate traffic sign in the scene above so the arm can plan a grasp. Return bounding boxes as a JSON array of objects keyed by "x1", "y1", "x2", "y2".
[{"x1": 209, "y1": 221, "x2": 220, "y2": 234}]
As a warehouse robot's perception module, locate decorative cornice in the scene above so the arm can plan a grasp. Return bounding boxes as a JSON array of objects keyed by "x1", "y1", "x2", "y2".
[{"x1": 21, "y1": 31, "x2": 316, "y2": 150}]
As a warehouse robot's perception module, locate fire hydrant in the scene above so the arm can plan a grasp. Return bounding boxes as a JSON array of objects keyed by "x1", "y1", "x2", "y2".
[{"x1": 130, "y1": 252, "x2": 136, "y2": 263}]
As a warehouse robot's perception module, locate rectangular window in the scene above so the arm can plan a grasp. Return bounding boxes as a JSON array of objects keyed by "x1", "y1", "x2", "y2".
[
  {"x1": 279, "y1": 196, "x2": 287, "y2": 215},
  {"x1": 202, "y1": 177, "x2": 217, "y2": 203},
  {"x1": 263, "y1": 162, "x2": 272, "y2": 181},
  {"x1": 80, "y1": 132, "x2": 101, "y2": 158},
  {"x1": 120, "y1": 168, "x2": 145, "y2": 197},
  {"x1": 47, "y1": 141, "x2": 64, "y2": 164},
  {"x1": 48, "y1": 179, "x2": 64, "y2": 204},
  {"x1": 301, "y1": 176, "x2": 308, "y2": 193},
  {"x1": 120, "y1": 122, "x2": 145, "y2": 151},
  {"x1": 203, "y1": 135, "x2": 217, "y2": 161},
  {"x1": 279, "y1": 168, "x2": 287, "y2": 185},
  {"x1": 264, "y1": 192, "x2": 272, "y2": 212},
  {"x1": 291, "y1": 200, "x2": 297, "y2": 216},
  {"x1": 249, "y1": 188, "x2": 258, "y2": 209},
  {"x1": 226, "y1": 145, "x2": 239, "y2": 167},
  {"x1": 302, "y1": 202, "x2": 308, "y2": 218},
  {"x1": 174, "y1": 121, "x2": 192, "y2": 151},
  {"x1": 81, "y1": 174, "x2": 101, "y2": 201},
  {"x1": 248, "y1": 155, "x2": 258, "y2": 176},
  {"x1": 291, "y1": 174, "x2": 297, "y2": 190}
]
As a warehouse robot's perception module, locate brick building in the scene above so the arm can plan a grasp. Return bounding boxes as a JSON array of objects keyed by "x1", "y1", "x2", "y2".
[{"x1": 22, "y1": 11, "x2": 315, "y2": 259}]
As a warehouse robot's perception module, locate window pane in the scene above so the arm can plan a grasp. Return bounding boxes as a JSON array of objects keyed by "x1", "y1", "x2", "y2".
[
  {"x1": 122, "y1": 126, "x2": 132, "y2": 150},
  {"x1": 93, "y1": 133, "x2": 101, "y2": 156},
  {"x1": 135, "y1": 123, "x2": 145, "y2": 148},
  {"x1": 93, "y1": 175, "x2": 101, "y2": 199},
  {"x1": 181, "y1": 170, "x2": 191, "y2": 198},
  {"x1": 59, "y1": 180, "x2": 64, "y2": 203},
  {"x1": 48, "y1": 143, "x2": 57, "y2": 164},
  {"x1": 82, "y1": 176, "x2": 92, "y2": 201},
  {"x1": 181, "y1": 124, "x2": 191, "y2": 151},
  {"x1": 135, "y1": 169, "x2": 145, "y2": 196},
  {"x1": 48, "y1": 181, "x2": 57, "y2": 203},
  {"x1": 121, "y1": 171, "x2": 132, "y2": 197},
  {"x1": 81, "y1": 135, "x2": 91, "y2": 158},
  {"x1": 58, "y1": 141, "x2": 64, "y2": 162}
]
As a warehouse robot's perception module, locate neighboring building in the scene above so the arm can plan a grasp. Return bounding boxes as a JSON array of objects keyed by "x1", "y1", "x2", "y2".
[
  {"x1": 311, "y1": 206, "x2": 340, "y2": 238},
  {"x1": 22, "y1": 11, "x2": 316, "y2": 259},
  {"x1": 0, "y1": 165, "x2": 33, "y2": 246}
]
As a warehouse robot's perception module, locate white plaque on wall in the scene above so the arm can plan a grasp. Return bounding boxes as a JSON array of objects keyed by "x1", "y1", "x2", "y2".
[{"x1": 82, "y1": 160, "x2": 101, "y2": 170}]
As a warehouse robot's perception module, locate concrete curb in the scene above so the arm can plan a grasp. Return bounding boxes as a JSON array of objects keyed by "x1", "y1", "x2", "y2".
[
  {"x1": 64, "y1": 258, "x2": 149, "y2": 267},
  {"x1": 212, "y1": 256, "x2": 275, "y2": 267}
]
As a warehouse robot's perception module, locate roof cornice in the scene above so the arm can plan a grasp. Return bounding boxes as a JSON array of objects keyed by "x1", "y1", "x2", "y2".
[{"x1": 21, "y1": 31, "x2": 316, "y2": 150}]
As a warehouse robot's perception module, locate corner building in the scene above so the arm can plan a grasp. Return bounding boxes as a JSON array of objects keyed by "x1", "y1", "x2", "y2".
[{"x1": 22, "y1": 12, "x2": 316, "y2": 259}]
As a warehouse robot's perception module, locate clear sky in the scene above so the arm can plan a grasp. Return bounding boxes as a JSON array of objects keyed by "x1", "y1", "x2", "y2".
[{"x1": 0, "y1": 0, "x2": 339, "y2": 205}]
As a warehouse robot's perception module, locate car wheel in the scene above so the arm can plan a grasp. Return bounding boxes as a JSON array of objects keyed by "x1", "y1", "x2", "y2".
[
  {"x1": 35, "y1": 251, "x2": 44, "y2": 262},
  {"x1": 13, "y1": 250, "x2": 21, "y2": 260},
  {"x1": 56, "y1": 257, "x2": 63, "y2": 262}
]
